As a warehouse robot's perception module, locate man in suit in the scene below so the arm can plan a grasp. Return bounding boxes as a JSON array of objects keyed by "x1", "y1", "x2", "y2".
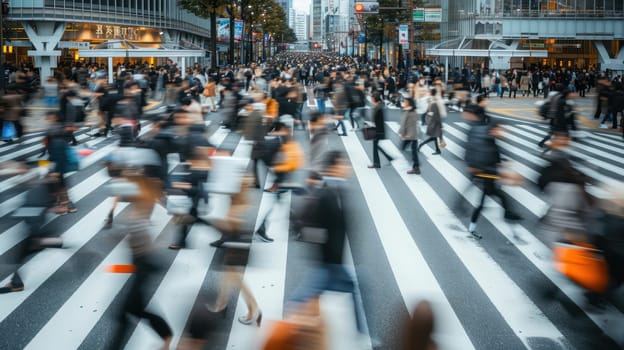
[{"x1": 368, "y1": 92, "x2": 394, "y2": 168}]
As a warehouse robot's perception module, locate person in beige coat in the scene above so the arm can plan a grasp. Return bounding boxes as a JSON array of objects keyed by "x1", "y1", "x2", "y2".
[{"x1": 399, "y1": 98, "x2": 421, "y2": 174}]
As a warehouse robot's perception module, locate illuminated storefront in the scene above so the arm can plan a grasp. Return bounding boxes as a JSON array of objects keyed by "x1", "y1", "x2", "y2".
[{"x1": 4, "y1": 0, "x2": 212, "y2": 81}]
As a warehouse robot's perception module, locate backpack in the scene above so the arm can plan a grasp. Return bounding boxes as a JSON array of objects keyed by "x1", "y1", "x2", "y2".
[
  {"x1": 538, "y1": 99, "x2": 552, "y2": 119},
  {"x1": 539, "y1": 93, "x2": 560, "y2": 119},
  {"x1": 347, "y1": 85, "x2": 365, "y2": 109}
]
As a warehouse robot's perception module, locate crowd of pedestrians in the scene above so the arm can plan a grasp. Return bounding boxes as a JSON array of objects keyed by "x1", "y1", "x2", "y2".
[{"x1": 0, "y1": 51, "x2": 623, "y2": 349}]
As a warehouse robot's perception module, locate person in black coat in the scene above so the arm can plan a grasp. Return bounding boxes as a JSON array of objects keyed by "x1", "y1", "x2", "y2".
[
  {"x1": 465, "y1": 113, "x2": 521, "y2": 239},
  {"x1": 368, "y1": 93, "x2": 394, "y2": 168}
]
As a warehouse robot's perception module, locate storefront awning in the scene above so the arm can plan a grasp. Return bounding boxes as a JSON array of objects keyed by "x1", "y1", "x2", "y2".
[
  {"x1": 78, "y1": 40, "x2": 206, "y2": 83},
  {"x1": 78, "y1": 49, "x2": 205, "y2": 58},
  {"x1": 426, "y1": 37, "x2": 547, "y2": 58}
]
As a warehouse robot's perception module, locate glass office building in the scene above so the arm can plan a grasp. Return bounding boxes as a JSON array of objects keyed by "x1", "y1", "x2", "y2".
[{"x1": 423, "y1": 0, "x2": 624, "y2": 71}]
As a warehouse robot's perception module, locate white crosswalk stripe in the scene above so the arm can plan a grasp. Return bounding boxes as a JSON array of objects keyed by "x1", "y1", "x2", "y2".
[{"x1": 0, "y1": 114, "x2": 623, "y2": 350}]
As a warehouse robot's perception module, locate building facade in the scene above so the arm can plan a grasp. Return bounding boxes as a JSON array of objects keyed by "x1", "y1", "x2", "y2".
[
  {"x1": 425, "y1": 0, "x2": 624, "y2": 72},
  {"x1": 310, "y1": 0, "x2": 323, "y2": 47},
  {"x1": 4, "y1": 0, "x2": 212, "y2": 81}
]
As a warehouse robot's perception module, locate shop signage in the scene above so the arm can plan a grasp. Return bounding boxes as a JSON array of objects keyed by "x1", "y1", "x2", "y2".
[
  {"x1": 413, "y1": 8, "x2": 424, "y2": 22},
  {"x1": 413, "y1": 8, "x2": 441, "y2": 22},
  {"x1": 6, "y1": 40, "x2": 32, "y2": 47},
  {"x1": 94, "y1": 25, "x2": 141, "y2": 40},
  {"x1": 58, "y1": 41, "x2": 90, "y2": 49},
  {"x1": 424, "y1": 8, "x2": 442, "y2": 22}
]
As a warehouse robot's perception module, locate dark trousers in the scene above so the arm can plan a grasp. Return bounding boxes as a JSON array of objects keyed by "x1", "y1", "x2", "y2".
[
  {"x1": 419, "y1": 137, "x2": 440, "y2": 153},
  {"x1": 538, "y1": 131, "x2": 553, "y2": 147},
  {"x1": 109, "y1": 255, "x2": 172, "y2": 349},
  {"x1": 594, "y1": 98, "x2": 604, "y2": 119},
  {"x1": 372, "y1": 138, "x2": 393, "y2": 166},
  {"x1": 470, "y1": 177, "x2": 511, "y2": 223},
  {"x1": 603, "y1": 110, "x2": 622, "y2": 128},
  {"x1": 401, "y1": 140, "x2": 420, "y2": 169},
  {"x1": 348, "y1": 108, "x2": 362, "y2": 129},
  {"x1": 333, "y1": 119, "x2": 347, "y2": 135}
]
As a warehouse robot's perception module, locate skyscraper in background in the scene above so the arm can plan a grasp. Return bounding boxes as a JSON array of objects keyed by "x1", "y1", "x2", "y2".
[
  {"x1": 311, "y1": 0, "x2": 323, "y2": 46},
  {"x1": 277, "y1": 0, "x2": 294, "y2": 24}
]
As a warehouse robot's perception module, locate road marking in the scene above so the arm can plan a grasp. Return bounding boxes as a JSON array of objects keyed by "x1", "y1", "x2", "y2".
[
  {"x1": 391, "y1": 124, "x2": 624, "y2": 346},
  {"x1": 339, "y1": 128, "x2": 475, "y2": 350},
  {"x1": 0, "y1": 199, "x2": 127, "y2": 322},
  {"x1": 24, "y1": 205, "x2": 171, "y2": 350}
]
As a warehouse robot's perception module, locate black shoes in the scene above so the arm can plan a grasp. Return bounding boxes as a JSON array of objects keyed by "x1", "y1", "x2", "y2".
[
  {"x1": 469, "y1": 231, "x2": 483, "y2": 240},
  {"x1": 104, "y1": 211, "x2": 113, "y2": 229},
  {"x1": 255, "y1": 231, "x2": 274, "y2": 243},
  {"x1": 210, "y1": 238, "x2": 225, "y2": 248},
  {"x1": 168, "y1": 243, "x2": 186, "y2": 250},
  {"x1": 504, "y1": 212, "x2": 523, "y2": 221},
  {"x1": 431, "y1": 151, "x2": 441, "y2": 155},
  {"x1": 0, "y1": 282, "x2": 24, "y2": 294}
]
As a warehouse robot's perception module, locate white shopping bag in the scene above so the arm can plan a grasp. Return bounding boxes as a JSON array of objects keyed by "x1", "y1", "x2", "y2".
[{"x1": 205, "y1": 156, "x2": 248, "y2": 194}]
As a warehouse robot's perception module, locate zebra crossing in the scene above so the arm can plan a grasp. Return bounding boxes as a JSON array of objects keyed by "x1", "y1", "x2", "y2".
[{"x1": 0, "y1": 112, "x2": 623, "y2": 350}]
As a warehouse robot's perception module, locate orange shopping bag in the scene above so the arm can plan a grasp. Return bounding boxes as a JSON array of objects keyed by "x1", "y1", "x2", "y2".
[{"x1": 553, "y1": 242, "x2": 609, "y2": 294}]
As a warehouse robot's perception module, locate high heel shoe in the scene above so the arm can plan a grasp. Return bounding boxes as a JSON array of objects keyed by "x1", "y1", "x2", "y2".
[{"x1": 238, "y1": 310, "x2": 262, "y2": 327}]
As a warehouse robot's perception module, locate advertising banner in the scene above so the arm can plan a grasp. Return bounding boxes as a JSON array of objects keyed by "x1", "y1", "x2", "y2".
[
  {"x1": 217, "y1": 19, "x2": 244, "y2": 41},
  {"x1": 398, "y1": 25, "x2": 408, "y2": 46}
]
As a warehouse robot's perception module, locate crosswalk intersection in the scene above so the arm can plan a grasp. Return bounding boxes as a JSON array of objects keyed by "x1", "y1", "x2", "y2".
[{"x1": 0, "y1": 110, "x2": 623, "y2": 349}]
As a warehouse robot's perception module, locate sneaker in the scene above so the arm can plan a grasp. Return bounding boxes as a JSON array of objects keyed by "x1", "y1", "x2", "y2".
[
  {"x1": 600, "y1": 124, "x2": 607, "y2": 129},
  {"x1": 431, "y1": 151, "x2": 441, "y2": 155},
  {"x1": 407, "y1": 168, "x2": 421, "y2": 174}
]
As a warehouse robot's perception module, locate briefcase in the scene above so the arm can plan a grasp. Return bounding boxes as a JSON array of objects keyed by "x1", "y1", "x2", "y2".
[{"x1": 361, "y1": 124, "x2": 376, "y2": 140}]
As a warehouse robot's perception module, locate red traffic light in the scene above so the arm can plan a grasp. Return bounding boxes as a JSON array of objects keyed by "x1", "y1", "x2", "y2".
[{"x1": 354, "y1": 2, "x2": 378, "y2": 13}]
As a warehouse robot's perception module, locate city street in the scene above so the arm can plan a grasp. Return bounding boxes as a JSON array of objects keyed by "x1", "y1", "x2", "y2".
[{"x1": 0, "y1": 96, "x2": 623, "y2": 350}]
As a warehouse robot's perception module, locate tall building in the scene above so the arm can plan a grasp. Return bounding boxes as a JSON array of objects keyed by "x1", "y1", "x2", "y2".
[
  {"x1": 311, "y1": 0, "x2": 323, "y2": 46},
  {"x1": 294, "y1": 13, "x2": 309, "y2": 42},
  {"x1": 293, "y1": 12, "x2": 309, "y2": 50},
  {"x1": 277, "y1": 0, "x2": 294, "y2": 24}
]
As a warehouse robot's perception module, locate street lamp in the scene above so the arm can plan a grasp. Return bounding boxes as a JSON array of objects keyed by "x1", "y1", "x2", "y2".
[{"x1": 363, "y1": 20, "x2": 368, "y2": 62}]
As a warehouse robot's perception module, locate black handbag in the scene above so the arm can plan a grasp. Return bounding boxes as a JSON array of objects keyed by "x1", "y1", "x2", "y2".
[{"x1": 361, "y1": 123, "x2": 376, "y2": 140}]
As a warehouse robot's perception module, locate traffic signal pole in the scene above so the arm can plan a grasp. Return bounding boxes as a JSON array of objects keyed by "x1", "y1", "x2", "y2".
[{"x1": 0, "y1": 2, "x2": 5, "y2": 91}]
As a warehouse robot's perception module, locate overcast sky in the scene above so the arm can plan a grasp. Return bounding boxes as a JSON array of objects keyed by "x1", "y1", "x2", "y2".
[{"x1": 292, "y1": 0, "x2": 310, "y2": 14}]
